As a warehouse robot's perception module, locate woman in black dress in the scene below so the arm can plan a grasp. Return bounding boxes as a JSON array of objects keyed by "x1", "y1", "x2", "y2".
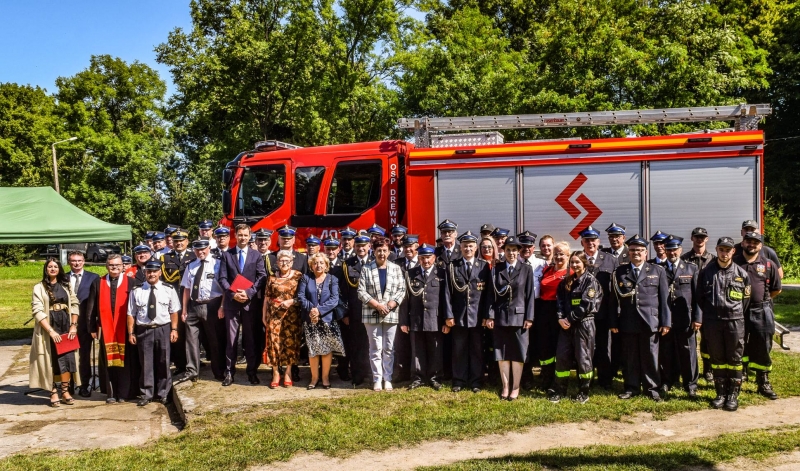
[
  {"x1": 30, "y1": 258, "x2": 79, "y2": 407},
  {"x1": 486, "y1": 237, "x2": 535, "y2": 401}
]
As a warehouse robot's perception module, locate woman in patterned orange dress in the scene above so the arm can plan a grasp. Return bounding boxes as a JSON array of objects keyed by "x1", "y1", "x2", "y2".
[{"x1": 263, "y1": 250, "x2": 303, "y2": 388}]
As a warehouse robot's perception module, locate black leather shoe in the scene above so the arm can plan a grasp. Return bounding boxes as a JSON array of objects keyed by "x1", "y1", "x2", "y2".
[
  {"x1": 248, "y1": 374, "x2": 260, "y2": 385},
  {"x1": 618, "y1": 391, "x2": 638, "y2": 400},
  {"x1": 137, "y1": 398, "x2": 150, "y2": 407},
  {"x1": 407, "y1": 381, "x2": 423, "y2": 390},
  {"x1": 431, "y1": 381, "x2": 442, "y2": 391},
  {"x1": 78, "y1": 387, "x2": 91, "y2": 398},
  {"x1": 451, "y1": 386, "x2": 462, "y2": 393},
  {"x1": 174, "y1": 374, "x2": 197, "y2": 385},
  {"x1": 160, "y1": 397, "x2": 171, "y2": 405},
  {"x1": 472, "y1": 387, "x2": 481, "y2": 393},
  {"x1": 222, "y1": 374, "x2": 234, "y2": 387}
]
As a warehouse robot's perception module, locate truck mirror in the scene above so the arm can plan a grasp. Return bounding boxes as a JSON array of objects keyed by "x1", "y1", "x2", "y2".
[
  {"x1": 222, "y1": 190, "x2": 231, "y2": 215},
  {"x1": 222, "y1": 168, "x2": 233, "y2": 186}
]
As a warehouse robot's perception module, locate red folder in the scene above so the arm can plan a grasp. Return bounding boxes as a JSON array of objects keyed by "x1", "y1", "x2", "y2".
[
  {"x1": 54, "y1": 335, "x2": 80, "y2": 355},
  {"x1": 229, "y1": 274, "x2": 254, "y2": 292}
]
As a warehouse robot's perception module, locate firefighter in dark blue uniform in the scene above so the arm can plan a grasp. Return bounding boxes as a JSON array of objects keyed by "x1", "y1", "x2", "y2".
[
  {"x1": 648, "y1": 231, "x2": 669, "y2": 264},
  {"x1": 402, "y1": 244, "x2": 450, "y2": 390},
  {"x1": 211, "y1": 227, "x2": 231, "y2": 259},
  {"x1": 444, "y1": 231, "x2": 491, "y2": 393},
  {"x1": 341, "y1": 235, "x2": 374, "y2": 385},
  {"x1": 580, "y1": 225, "x2": 620, "y2": 389},
  {"x1": 696, "y1": 236, "x2": 751, "y2": 411},
  {"x1": 681, "y1": 226, "x2": 716, "y2": 382},
  {"x1": 160, "y1": 229, "x2": 195, "y2": 375},
  {"x1": 609, "y1": 235, "x2": 671, "y2": 402},
  {"x1": 389, "y1": 225, "x2": 407, "y2": 261},
  {"x1": 601, "y1": 222, "x2": 629, "y2": 263},
  {"x1": 658, "y1": 235, "x2": 701, "y2": 398},
  {"x1": 733, "y1": 231, "x2": 781, "y2": 400},
  {"x1": 392, "y1": 234, "x2": 418, "y2": 382}
]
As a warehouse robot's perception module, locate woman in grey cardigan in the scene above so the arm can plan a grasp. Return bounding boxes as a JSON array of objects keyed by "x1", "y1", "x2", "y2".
[{"x1": 357, "y1": 238, "x2": 406, "y2": 391}]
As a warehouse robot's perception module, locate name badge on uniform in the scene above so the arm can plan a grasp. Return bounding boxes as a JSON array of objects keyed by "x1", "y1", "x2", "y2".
[
  {"x1": 729, "y1": 288, "x2": 743, "y2": 301},
  {"x1": 206, "y1": 273, "x2": 215, "y2": 279},
  {"x1": 571, "y1": 298, "x2": 581, "y2": 306}
]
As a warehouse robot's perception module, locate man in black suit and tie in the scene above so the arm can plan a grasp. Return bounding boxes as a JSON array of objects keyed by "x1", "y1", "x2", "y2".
[
  {"x1": 67, "y1": 251, "x2": 100, "y2": 397},
  {"x1": 609, "y1": 235, "x2": 671, "y2": 402},
  {"x1": 341, "y1": 235, "x2": 373, "y2": 385},
  {"x1": 658, "y1": 235, "x2": 700, "y2": 398},
  {"x1": 392, "y1": 234, "x2": 419, "y2": 381},
  {"x1": 218, "y1": 224, "x2": 268, "y2": 386},
  {"x1": 445, "y1": 231, "x2": 490, "y2": 393}
]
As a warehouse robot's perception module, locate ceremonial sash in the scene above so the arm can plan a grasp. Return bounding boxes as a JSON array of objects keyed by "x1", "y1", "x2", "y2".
[{"x1": 99, "y1": 275, "x2": 129, "y2": 367}]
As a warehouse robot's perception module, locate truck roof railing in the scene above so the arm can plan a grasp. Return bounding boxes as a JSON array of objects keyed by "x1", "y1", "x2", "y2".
[
  {"x1": 253, "y1": 140, "x2": 303, "y2": 152},
  {"x1": 399, "y1": 104, "x2": 772, "y2": 148}
]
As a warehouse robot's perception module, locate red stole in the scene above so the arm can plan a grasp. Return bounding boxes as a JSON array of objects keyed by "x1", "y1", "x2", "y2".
[{"x1": 99, "y1": 275, "x2": 129, "y2": 367}]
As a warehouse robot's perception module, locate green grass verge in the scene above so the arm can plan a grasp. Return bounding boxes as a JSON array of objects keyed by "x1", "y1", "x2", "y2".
[
  {"x1": 420, "y1": 425, "x2": 800, "y2": 470},
  {"x1": 2, "y1": 351, "x2": 800, "y2": 470},
  {"x1": 775, "y1": 288, "x2": 800, "y2": 326},
  {"x1": 0, "y1": 263, "x2": 106, "y2": 341}
]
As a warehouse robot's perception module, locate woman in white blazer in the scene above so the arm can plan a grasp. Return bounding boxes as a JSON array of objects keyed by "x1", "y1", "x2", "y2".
[{"x1": 358, "y1": 239, "x2": 406, "y2": 391}]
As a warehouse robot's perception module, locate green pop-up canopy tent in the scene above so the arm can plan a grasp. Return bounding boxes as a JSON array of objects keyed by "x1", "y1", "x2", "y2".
[{"x1": 0, "y1": 187, "x2": 131, "y2": 244}]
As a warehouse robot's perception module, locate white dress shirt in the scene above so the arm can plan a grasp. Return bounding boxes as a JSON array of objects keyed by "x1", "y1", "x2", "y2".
[
  {"x1": 181, "y1": 257, "x2": 223, "y2": 301},
  {"x1": 128, "y1": 281, "x2": 181, "y2": 325}
]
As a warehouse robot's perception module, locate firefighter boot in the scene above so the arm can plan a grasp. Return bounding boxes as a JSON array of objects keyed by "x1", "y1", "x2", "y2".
[
  {"x1": 757, "y1": 371, "x2": 778, "y2": 400},
  {"x1": 575, "y1": 379, "x2": 591, "y2": 404},
  {"x1": 710, "y1": 378, "x2": 727, "y2": 409},
  {"x1": 724, "y1": 378, "x2": 742, "y2": 412},
  {"x1": 549, "y1": 378, "x2": 566, "y2": 403},
  {"x1": 539, "y1": 364, "x2": 555, "y2": 392}
]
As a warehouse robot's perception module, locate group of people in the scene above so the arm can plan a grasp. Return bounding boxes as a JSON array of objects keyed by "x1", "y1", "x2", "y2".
[{"x1": 30, "y1": 217, "x2": 782, "y2": 412}]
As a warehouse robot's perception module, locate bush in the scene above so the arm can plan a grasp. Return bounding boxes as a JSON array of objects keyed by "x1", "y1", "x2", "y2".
[
  {"x1": 0, "y1": 245, "x2": 36, "y2": 266},
  {"x1": 763, "y1": 199, "x2": 800, "y2": 279}
]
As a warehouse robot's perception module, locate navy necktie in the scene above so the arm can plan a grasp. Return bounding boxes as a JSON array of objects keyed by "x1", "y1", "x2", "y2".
[{"x1": 147, "y1": 287, "x2": 157, "y2": 321}]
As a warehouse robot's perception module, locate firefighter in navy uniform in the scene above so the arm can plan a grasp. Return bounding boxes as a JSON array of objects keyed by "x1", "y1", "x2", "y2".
[
  {"x1": 276, "y1": 225, "x2": 307, "y2": 275},
  {"x1": 648, "y1": 231, "x2": 669, "y2": 264},
  {"x1": 211, "y1": 227, "x2": 231, "y2": 259},
  {"x1": 736, "y1": 220, "x2": 784, "y2": 279},
  {"x1": 126, "y1": 244, "x2": 152, "y2": 289},
  {"x1": 552, "y1": 251, "x2": 603, "y2": 404},
  {"x1": 444, "y1": 231, "x2": 491, "y2": 393},
  {"x1": 733, "y1": 232, "x2": 781, "y2": 399},
  {"x1": 580, "y1": 226, "x2": 620, "y2": 389},
  {"x1": 388, "y1": 225, "x2": 407, "y2": 261},
  {"x1": 160, "y1": 229, "x2": 195, "y2": 376},
  {"x1": 602, "y1": 223, "x2": 629, "y2": 264},
  {"x1": 659, "y1": 236, "x2": 701, "y2": 398},
  {"x1": 392, "y1": 234, "x2": 419, "y2": 382},
  {"x1": 252, "y1": 228, "x2": 275, "y2": 372},
  {"x1": 435, "y1": 219, "x2": 461, "y2": 264},
  {"x1": 402, "y1": 244, "x2": 450, "y2": 390},
  {"x1": 609, "y1": 235, "x2": 671, "y2": 402},
  {"x1": 338, "y1": 227, "x2": 357, "y2": 261},
  {"x1": 696, "y1": 237, "x2": 751, "y2": 412},
  {"x1": 681, "y1": 226, "x2": 716, "y2": 382},
  {"x1": 341, "y1": 235, "x2": 374, "y2": 385}
]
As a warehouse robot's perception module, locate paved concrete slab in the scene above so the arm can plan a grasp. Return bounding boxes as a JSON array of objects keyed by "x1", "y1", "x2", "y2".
[{"x1": 0, "y1": 340, "x2": 179, "y2": 459}]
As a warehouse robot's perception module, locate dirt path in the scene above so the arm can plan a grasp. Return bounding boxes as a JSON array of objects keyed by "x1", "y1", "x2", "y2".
[
  {"x1": 256, "y1": 397, "x2": 800, "y2": 471},
  {"x1": 0, "y1": 341, "x2": 179, "y2": 459}
]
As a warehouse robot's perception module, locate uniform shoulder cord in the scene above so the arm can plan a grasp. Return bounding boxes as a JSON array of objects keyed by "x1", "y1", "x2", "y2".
[
  {"x1": 263, "y1": 253, "x2": 272, "y2": 275},
  {"x1": 343, "y1": 261, "x2": 359, "y2": 288},
  {"x1": 612, "y1": 270, "x2": 636, "y2": 300},
  {"x1": 449, "y1": 262, "x2": 469, "y2": 293},
  {"x1": 405, "y1": 270, "x2": 425, "y2": 297},
  {"x1": 160, "y1": 253, "x2": 181, "y2": 283},
  {"x1": 490, "y1": 266, "x2": 512, "y2": 299}
]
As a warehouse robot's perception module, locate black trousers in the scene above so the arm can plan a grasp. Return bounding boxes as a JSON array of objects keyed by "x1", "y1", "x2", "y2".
[
  {"x1": 705, "y1": 318, "x2": 745, "y2": 380},
  {"x1": 555, "y1": 318, "x2": 595, "y2": 392},
  {"x1": 451, "y1": 325, "x2": 483, "y2": 388},
  {"x1": 411, "y1": 330, "x2": 443, "y2": 384},
  {"x1": 186, "y1": 298, "x2": 224, "y2": 379},
  {"x1": 699, "y1": 324, "x2": 711, "y2": 372},
  {"x1": 135, "y1": 323, "x2": 171, "y2": 401},
  {"x1": 593, "y1": 317, "x2": 621, "y2": 386},
  {"x1": 98, "y1": 333, "x2": 140, "y2": 400},
  {"x1": 250, "y1": 299, "x2": 266, "y2": 370},
  {"x1": 225, "y1": 308, "x2": 258, "y2": 376},
  {"x1": 658, "y1": 326, "x2": 699, "y2": 391},
  {"x1": 76, "y1": 314, "x2": 94, "y2": 389},
  {"x1": 336, "y1": 319, "x2": 351, "y2": 378},
  {"x1": 744, "y1": 304, "x2": 775, "y2": 373},
  {"x1": 620, "y1": 331, "x2": 661, "y2": 397},
  {"x1": 393, "y1": 322, "x2": 412, "y2": 382},
  {"x1": 347, "y1": 321, "x2": 372, "y2": 382}
]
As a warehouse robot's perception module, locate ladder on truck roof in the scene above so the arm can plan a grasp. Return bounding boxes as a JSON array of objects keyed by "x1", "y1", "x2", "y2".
[{"x1": 399, "y1": 103, "x2": 772, "y2": 148}]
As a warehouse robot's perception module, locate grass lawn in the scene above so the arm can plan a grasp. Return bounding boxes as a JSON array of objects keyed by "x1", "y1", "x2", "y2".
[
  {"x1": 0, "y1": 263, "x2": 106, "y2": 341},
  {"x1": 2, "y1": 351, "x2": 800, "y2": 470},
  {"x1": 775, "y1": 288, "x2": 800, "y2": 327},
  {"x1": 421, "y1": 425, "x2": 800, "y2": 470}
]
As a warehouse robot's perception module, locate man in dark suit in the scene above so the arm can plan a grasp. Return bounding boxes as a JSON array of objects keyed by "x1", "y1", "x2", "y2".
[
  {"x1": 580, "y1": 226, "x2": 620, "y2": 389},
  {"x1": 602, "y1": 222, "x2": 629, "y2": 264},
  {"x1": 338, "y1": 227, "x2": 357, "y2": 261},
  {"x1": 392, "y1": 234, "x2": 419, "y2": 382},
  {"x1": 341, "y1": 235, "x2": 373, "y2": 385},
  {"x1": 388, "y1": 225, "x2": 407, "y2": 261},
  {"x1": 610, "y1": 235, "x2": 671, "y2": 402},
  {"x1": 276, "y1": 225, "x2": 307, "y2": 274},
  {"x1": 252, "y1": 228, "x2": 275, "y2": 373},
  {"x1": 434, "y1": 219, "x2": 461, "y2": 265},
  {"x1": 445, "y1": 231, "x2": 490, "y2": 393},
  {"x1": 218, "y1": 224, "x2": 267, "y2": 386},
  {"x1": 649, "y1": 231, "x2": 669, "y2": 264},
  {"x1": 67, "y1": 251, "x2": 100, "y2": 397},
  {"x1": 658, "y1": 235, "x2": 700, "y2": 398},
  {"x1": 402, "y1": 244, "x2": 449, "y2": 390}
]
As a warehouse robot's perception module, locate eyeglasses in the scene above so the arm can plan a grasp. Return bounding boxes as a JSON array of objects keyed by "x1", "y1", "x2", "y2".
[
  {"x1": 278, "y1": 260, "x2": 292, "y2": 265},
  {"x1": 107, "y1": 264, "x2": 123, "y2": 268}
]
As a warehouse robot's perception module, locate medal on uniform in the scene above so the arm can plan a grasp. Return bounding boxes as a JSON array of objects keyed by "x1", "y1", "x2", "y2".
[
  {"x1": 476, "y1": 281, "x2": 484, "y2": 291},
  {"x1": 587, "y1": 288, "x2": 596, "y2": 298}
]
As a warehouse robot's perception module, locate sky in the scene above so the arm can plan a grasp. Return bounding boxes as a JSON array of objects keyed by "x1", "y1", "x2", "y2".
[{"x1": 0, "y1": 0, "x2": 193, "y2": 96}]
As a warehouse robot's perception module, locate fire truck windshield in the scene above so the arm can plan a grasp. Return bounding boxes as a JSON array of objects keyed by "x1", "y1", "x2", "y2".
[{"x1": 236, "y1": 165, "x2": 285, "y2": 217}]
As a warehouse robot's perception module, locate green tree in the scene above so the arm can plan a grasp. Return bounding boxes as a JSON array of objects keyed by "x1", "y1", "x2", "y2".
[{"x1": 55, "y1": 55, "x2": 173, "y2": 238}]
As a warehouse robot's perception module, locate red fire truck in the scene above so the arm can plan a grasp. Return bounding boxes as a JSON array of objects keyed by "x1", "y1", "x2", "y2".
[{"x1": 220, "y1": 104, "x2": 770, "y2": 253}]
